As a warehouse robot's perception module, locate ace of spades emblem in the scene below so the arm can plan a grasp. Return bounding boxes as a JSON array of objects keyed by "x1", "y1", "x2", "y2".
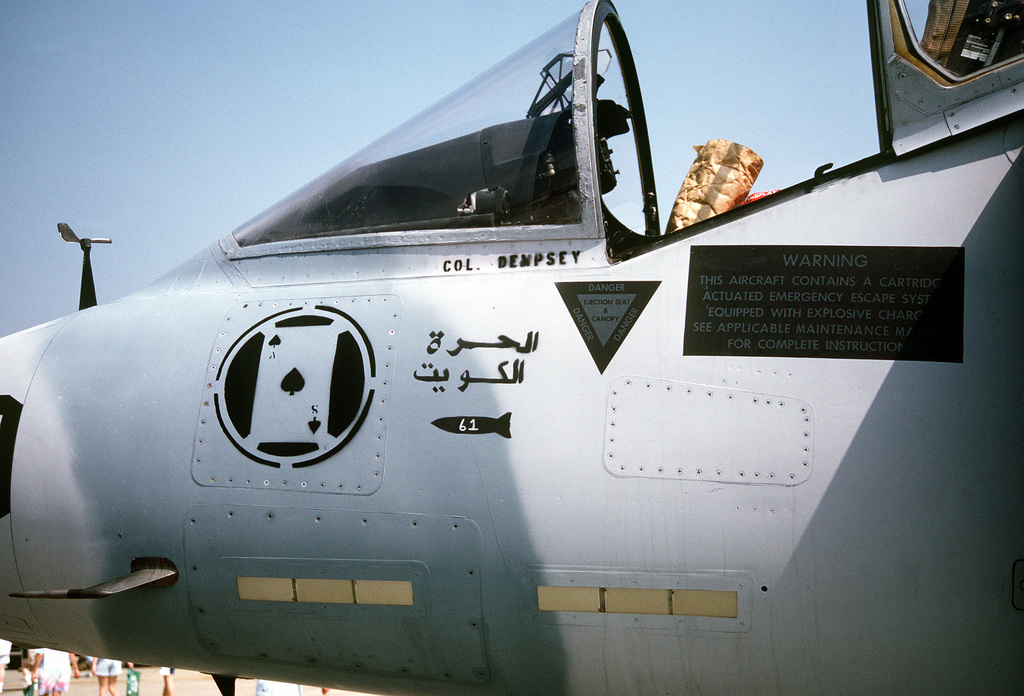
[{"x1": 213, "y1": 305, "x2": 375, "y2": 467}]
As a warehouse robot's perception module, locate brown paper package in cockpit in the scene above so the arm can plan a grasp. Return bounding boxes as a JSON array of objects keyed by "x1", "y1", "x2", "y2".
[{"x1": 665, "y1": 139, "x2": 764, "y2": 234}]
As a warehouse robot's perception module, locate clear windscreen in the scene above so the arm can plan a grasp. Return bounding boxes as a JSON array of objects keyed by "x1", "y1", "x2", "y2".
[{"x1": 233, "y1": 12, "x2": 583, "y2": 247}]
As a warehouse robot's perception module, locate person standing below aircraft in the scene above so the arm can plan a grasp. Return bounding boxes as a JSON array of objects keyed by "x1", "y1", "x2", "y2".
[
  {"x1": 32, "y1": 648, "x2": 79, "y2": 696},
  {"x1": 255, "y1": 679, "x2": 303, "y2": 696},
  {"x1": 91, "y1": 658, "x2": 125, "y2": 696},
  {"x1": 21, "y1": 648, "x2": 36, "y2": 686},
  {"x1": 0, "y1": 638, "x2": 11, "y2": 692},
  {"x1": 159, "y1": 667, "x2": 175, "y2": 696}
]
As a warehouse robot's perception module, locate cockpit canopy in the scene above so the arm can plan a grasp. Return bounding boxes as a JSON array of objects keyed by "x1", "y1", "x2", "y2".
[
  {"x1": 232, "y1": 15, "x2": 584, "y2": 247},
  {"x1": 230, "y1": 0, "x2": 658, "y2": 252}
]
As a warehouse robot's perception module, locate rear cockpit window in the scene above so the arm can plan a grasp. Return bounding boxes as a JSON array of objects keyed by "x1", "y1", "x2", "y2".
[
  {"x1": 233, "y1": 14, "x2": 582, "y2": 247},
  {"x1": 901, "y1": 0, "x2": 1024, "y2": 79}
]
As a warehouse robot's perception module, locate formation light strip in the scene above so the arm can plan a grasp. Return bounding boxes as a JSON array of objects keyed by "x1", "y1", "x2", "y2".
[
  {"x1": 537, "y1": 585, "x2": 737, "y2": 618},
  {"x1": 237, "y1": 577, "x2": 414, "y2": 606}
]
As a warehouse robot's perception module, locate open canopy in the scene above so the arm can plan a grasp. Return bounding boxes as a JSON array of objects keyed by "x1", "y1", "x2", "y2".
[
  {"x1": 232, "y1": 13, "x2": 584, "y2": 247},
  {"x1": 230, "y1": 0, "x2": 658, "y2": 251}
]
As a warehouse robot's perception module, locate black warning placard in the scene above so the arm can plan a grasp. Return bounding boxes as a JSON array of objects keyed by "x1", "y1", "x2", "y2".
[
  {"x1": 558, "y1": 281, "x2": 660, "y2": 373},
  {"x1": 684, "y1": 246, "x2": 964, "y2": 362}
]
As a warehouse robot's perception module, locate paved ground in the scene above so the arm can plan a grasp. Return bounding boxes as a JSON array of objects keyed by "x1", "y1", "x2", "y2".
[{"x1": 2, "y1": 666, "x2": 360, "y2": 696}]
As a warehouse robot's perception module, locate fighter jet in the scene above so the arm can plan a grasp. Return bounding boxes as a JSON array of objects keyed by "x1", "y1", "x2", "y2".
[{"x1": 1, "y1": 1, "x2": 1021, "y2": 694}]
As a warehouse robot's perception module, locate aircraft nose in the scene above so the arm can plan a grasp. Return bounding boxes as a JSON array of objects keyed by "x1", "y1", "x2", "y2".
[{"x1": 0, "y1": 318, "x2": 69, "y2": 642}]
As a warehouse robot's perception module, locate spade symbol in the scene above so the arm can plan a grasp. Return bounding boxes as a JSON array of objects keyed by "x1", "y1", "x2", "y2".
[
  {"x1": 281, "y1": 367, "x2": 305, "y2": 395},
  {"x1": 268, "y1": 335, "x2": 282, "y2": 346},
  {"x1": 308, "y1": 417, "x2": 321, "y2": 434}
]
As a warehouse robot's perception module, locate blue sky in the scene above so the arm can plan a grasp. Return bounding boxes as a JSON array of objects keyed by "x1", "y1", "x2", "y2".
[{"x1": 1, "y1": 1, "x2": 880, "y2": 337}]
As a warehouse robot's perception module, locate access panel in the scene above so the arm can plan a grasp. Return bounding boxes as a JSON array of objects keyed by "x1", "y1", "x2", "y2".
[
  {"x1": 194, "y1": 297, "x2": 397, "y2": 494},
  {"x1": 184, "y1": 504, "x2": 487, "y2": 683}
]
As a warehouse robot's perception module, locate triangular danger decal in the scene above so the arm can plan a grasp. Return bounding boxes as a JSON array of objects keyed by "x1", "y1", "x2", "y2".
[{"x1": 556, "y1": 281, "x2": 660, "y2": 373}]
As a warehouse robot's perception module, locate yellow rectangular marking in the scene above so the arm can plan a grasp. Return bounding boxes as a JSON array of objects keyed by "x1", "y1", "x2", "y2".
[
  {"x1": 353, "y1": 579, "x2": 414, "y2": 606},
  {"x1": 236, "y1": 576, "x2": 295, "y2": 602},
  {"x1": 537, "y1": 585, "x2": 740, "y2": 619},
  {"x1": 294, "y1": 578, "x2": 355, "y2": 604},
  {"x1": 604, "y1": 587, "x2": 672, "y2": 615},
  {"x1": 672, "y1": 589, "x2": 738, "y2": 618},
  {"x1": 536, "y1": 585, "x2": 602, "y2": 613}
]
